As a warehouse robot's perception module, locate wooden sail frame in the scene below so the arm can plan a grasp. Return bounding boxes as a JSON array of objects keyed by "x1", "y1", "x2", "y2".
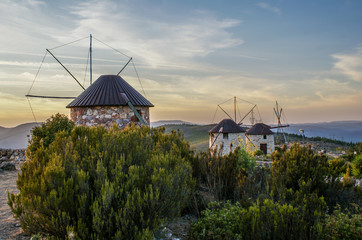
[
  {"x1": 271, "y1": 101, "x2": 289, "y2": 145},
  {"x1": 212, "y1": 96, "x2": 261, "y2": 126},
  {"x1": 26, "y1": 34, "x2": 135, "y2": 99},
  {"x1": 26, "y1": 34, "x2": 146, "y2": 123}
]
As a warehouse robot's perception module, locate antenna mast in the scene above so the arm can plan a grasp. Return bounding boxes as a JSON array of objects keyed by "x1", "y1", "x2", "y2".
[
  {"x1": 234, "y1": 96, "x2": 236, "y2": 122},
  {"x1": 90, "y1": 34, "x2": 92, "y2": 85}
]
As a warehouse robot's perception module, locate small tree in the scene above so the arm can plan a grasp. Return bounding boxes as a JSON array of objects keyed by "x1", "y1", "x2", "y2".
[
  {"x1": 27, "y1": 113, "x2": 75, "y2": 159},
  {"x1": 270, "y1": 144, "x2": 328, "y2": 201},
  {"x1": 8, "y1": 120, "x2": 194, "y2": 239}
]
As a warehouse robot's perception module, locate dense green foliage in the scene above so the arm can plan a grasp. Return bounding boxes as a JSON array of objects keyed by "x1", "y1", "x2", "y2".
[
  {"x1": 190, "y1": 199, "x2": 324, "y2": 240},
  {"x1": 324, "y1": 206, "x2": 362, "y2": 240},
  {"x1": 190, "y1": 200, "x2": 362, "y2": 240},
  {"x1": 190, "y1": 148, "x2": 257, "y2": 202},
  {"x1": 190, "y1": 143, "x2": 361, "y2": 239},
  {"x1": 27, "y1": 113, "x2": 75, "y2": 159},
  {"x1": 8, "y1": 115, "x2": 194, "y2": 239},
  {"x1": 8, "y1": 116, "x2": 362, "y2": 239},
  {"x1": 270, "y1": 144, "x2": 328, "y2": 197}
]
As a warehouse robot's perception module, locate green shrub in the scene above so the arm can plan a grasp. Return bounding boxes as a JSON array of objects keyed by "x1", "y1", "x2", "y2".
[
  {"x1": 270, "y1": 144, "x2": 328, "y2": 201},
  {"x1": 192, "y1": 148, "x2": 257, "y2": 202},
  {"x1": 27, "y1": 113, "x2": 75, "y2": 159},
  {"x1": 324, "y1": 206, "x2": 362, "y2": 240},
  {"x1": 327, "y1": 158, "x2": 347, "y2": 182},
  {"x1": 8, "y1": 121, "x2": 194, "y2": 239},
  {"x1": 189, "y1": 198, "x2": 324, "y2": 240},
  {"x1": 351, "y1": 154, "x2": 362, "y2": 178},
  {"x1": 189, "y1": 201, "x2": 242, "y2": 240}
]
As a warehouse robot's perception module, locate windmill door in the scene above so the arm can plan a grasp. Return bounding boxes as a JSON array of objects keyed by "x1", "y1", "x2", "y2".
[{"x1": 260, "y1": 144, "x2": 267, "y2": 154}]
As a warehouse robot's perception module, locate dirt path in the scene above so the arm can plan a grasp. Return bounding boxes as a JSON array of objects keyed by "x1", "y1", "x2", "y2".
[{"x1": 0, "y1": 170, "x2": 30, "y2": 240}]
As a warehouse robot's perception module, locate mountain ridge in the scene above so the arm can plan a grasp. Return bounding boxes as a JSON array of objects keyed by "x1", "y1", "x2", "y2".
[{"x1": 1, "y1": 120, "x2": 361, "y2": 149}]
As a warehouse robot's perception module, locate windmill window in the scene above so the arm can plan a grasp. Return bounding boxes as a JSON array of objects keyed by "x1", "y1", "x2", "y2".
[
  {"x1": 263, "y1": 135, "x2": 267, "y2": 139},
  {"x1": 223, "y1": 133, "x2": 228, "y2": 139},
  {"x1": 131, "y1": 110, "x2": 142, "y2": 122}
]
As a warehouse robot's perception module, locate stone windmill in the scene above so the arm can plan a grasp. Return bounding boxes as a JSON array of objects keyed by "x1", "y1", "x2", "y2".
[
  {"x1": 25, "y1": 34, "x2": 153, "y2": 128},
  {"x1": 66, "y1": 75, "x2": 153, "y2": 128},
  {"x1": 209, "y1": 97, "x2": 256, "y2": 156}
]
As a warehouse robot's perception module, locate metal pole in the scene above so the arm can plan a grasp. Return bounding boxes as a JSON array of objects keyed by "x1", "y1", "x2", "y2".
[
  {"x1": 120, "y1": 93, "x2": 147, "y2": 126},
  {"x1": 46, "y1": 49, "x2": 85, "y2": 90},
  {"x1": 234, "y1": 96, "x2": 236, "y2": 122},
  {"x1": 238, "y1": 105, "x2": 256, "y2": 125},
  {"x1": 90, "y1": 34, "x2": 92, "y2": 85},
  {"x1": 117, "y1": 57, "x2": 132, "y2": 76},
  {"x1": 218, "y1": 105, "x2": 233, "y2": 120}
]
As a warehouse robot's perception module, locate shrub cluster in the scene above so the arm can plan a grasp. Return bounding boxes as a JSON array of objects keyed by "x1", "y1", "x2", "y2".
[
  {"x1": 8, "y1": 114, "x2": 361, "y2": 239},
  {"x1": 190, "y1": 144, "x2": 361, "y2": 240},
  {"x1": 8, "y1": 114, "x2": 194, "y2": 239},
  {"x1": 190, "y1": 200, "x2": 361, "y2": 240}
]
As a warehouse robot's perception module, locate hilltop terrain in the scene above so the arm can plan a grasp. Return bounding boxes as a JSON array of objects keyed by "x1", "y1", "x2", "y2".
[
  {"x1": 286, "y1": 121, "x2": 362, "y2": 143},
  {"x1": 0, "y1": 123, "x2": 40, "y2": 149},
  {"x1": 161, "y1": 122, "x2": 361, "y2": 153},
  {"x1": 0, "y1": 120, "x2": 361, "y2": 150}
]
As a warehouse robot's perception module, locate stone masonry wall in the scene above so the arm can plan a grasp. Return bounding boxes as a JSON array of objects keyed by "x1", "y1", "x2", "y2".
[
  {"x1": 70, "y1": 106, "x2": 150, "y2": 129},
  {"x1": 246, "y1": 134, "x2": 275, "y2": 155},
  {"x1": 209, "y1": 132, "x2": 246, "y2": 156},
  {"x1": 0, "y1": 149, "x2": 26, "y2": 171}
]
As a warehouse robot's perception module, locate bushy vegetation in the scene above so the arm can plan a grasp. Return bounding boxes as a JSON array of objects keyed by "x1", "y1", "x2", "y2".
[
  {"x1": 190, "y1": 199, "x2": 325, "y2": 240},
  {"x1": 8, "y1": 114, "x2": 194, "y2": 239},
  {"x1": 7, "y1": 115, "x2": 361, "y2": 239},
  {"x1": 190, "y1": 148, "x2": 256, "y2": 202},
  {"x1": 324, "y1": 206, "x2": 362, "y2": 240},
  {"x1": 190, "y1": 144, "x2": 361, "y2": 240}
]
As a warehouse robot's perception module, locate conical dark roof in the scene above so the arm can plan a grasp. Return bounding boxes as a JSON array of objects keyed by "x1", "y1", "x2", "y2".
[
  {"x1": 66, "y1": 75, "x2": 153, "y2": 108},
  {"x1": 246, "y1": 123, "x2": 273, "y2": 135},
  {"x1": 209, "y1": 119, "x2": 247, "y2": 133}
]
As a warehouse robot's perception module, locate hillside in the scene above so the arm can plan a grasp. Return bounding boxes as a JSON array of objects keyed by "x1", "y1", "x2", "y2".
[
  {"x1": 162, "y1": 124, "x2": 216, "y2": 152},
  {"x1": 1, "y1": 120, "x2": 361, "y2": 150},
  {"x1": 162, "y1": 123, "x2": 360, "y2": 153},
  {"x1": 0, "y1": 123, "x2": 40, "y2": 149},
  {"x1": 286, "y1": 121, "x2": 362, "y2": 143}
]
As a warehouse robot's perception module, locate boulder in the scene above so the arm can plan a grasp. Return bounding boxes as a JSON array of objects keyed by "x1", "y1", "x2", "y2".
[{"x1": 0, "y1": 162, "x2": 16, "y2": 171}]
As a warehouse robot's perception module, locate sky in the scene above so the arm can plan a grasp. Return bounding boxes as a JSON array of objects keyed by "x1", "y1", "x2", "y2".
[{"x1": 0, "y1": 0, "x2": 362, "y2": 127}]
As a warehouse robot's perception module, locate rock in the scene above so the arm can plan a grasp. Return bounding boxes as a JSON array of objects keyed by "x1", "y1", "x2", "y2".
[
  {"x1": 0, "y1": 162, "x2": 16, "y2": 171},
  {"x1": 154, "y1": 227, "x2": 175, "y2": 240},
  {"x1": 0, "y1": 156, "x2": 8, "y2": 162}
]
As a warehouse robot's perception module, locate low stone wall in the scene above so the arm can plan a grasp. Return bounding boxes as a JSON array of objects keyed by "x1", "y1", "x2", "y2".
[
  {"x1": 0, "y1": 149, "x2": 26, "y2": 171},
  {"x1": 70, "y1": 106, "x2": 150, "y2": 129}
]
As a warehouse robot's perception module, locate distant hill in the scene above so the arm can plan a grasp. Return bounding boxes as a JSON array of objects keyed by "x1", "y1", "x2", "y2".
[
  {"x1": 160, "y1": 121, "x2": 362, "y2": 152},
  {"x1": 285, "y1": 121, "x2": 362, "y2": 143},
  {"x1": 162, "y1": 124, "x2": 216, "y2": 152},
  {"x1": 0, "y1": 123, "x2": 40, "y2": 149},
  {"x1": 151, "y1": 120, "x2": 195, "y2": 128},
  {"x1": 1, "y1": 120, "x2": 360, "y2": 150}
]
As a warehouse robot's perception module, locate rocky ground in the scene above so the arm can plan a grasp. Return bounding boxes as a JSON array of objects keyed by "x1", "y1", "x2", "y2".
[
  {"x1": 0, "y1": 149, "x2": 29, "y2": 240},
  {"x1": 0, "y1": 169, "x2": 30, "y2": 240}
]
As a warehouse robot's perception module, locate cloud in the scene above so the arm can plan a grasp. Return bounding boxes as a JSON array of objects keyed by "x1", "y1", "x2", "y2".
[
  {"x1": 65, "y1": 0, "x2": 243, "y2": 68},
  {"x1": 332, "y1": 48, "x2": 362, "y2": 82},
  {"x1": 257, "y1": 2, "x2": 281, "y2": 15}
]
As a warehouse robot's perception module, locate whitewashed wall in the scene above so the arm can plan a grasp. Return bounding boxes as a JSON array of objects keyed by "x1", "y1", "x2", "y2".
[
  {"x1": 246, "y1": 134, "x2": 275, "y2": 154},
  {"x1": 209, "y1": 132, "x2": 246, "y2": 156}
]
